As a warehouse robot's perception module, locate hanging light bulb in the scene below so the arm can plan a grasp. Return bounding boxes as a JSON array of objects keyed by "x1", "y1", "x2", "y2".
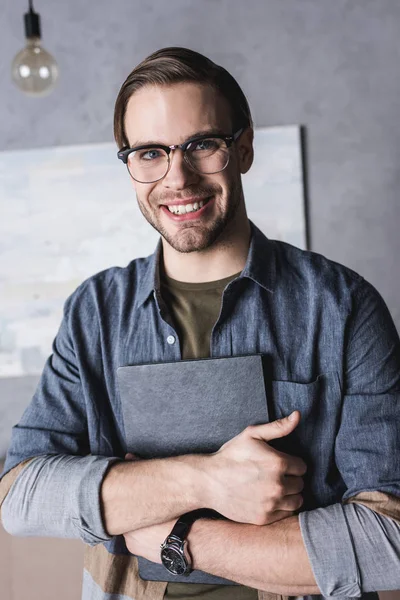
[{"x1": 11, "y1": 0, "x2": 59, "y2": 97}]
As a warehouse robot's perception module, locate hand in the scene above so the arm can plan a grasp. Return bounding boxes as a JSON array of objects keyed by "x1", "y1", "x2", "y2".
[
  {"x1": 206, "y1": 411, "x2": 307, "y2": 526},
  {"x1": 124, "y1": 519, "x2": 176, "y2": 563}
]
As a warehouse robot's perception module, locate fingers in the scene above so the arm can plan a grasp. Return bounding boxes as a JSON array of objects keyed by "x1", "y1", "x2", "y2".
[
  {"x1": 125, "y1": 453, "x2": 140, "y2": 461},
  {"x1": 262, "y1": 510, "x2": 296, "y2": 525},
  {"x1": 282, "y1": 474, "x2": 305, "y2": 496},
  {"x1": 274, "y1": 493, "x2": 304, "y2": 513},
  {"x1": 248, "y1": 411, "x2": 301, "y2": 442},
  {"x1": 284, "y1": 454, "x2": 307, "y2": 476}
]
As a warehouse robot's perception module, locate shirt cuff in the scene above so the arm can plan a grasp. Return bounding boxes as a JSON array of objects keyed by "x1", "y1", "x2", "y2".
[
  {"x1": 1, "y1": 454, "x2": 120, "y2": 546},
  {"x1": 299, "y1": 503, "x2": 361, "y2": 597}
]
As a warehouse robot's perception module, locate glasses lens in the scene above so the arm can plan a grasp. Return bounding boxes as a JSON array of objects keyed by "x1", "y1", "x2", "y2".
[
  {"x1": 127, "y1": 147, "x2": 169, "y2": 183},
  {"x1": 185, "y1": 138, "x2": 229, "y2": 174}
]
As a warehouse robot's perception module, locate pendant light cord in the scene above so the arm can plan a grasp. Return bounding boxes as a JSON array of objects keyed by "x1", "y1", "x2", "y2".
[{"x1": 29, "y1": 0, "x2": 34, "y2": 12}]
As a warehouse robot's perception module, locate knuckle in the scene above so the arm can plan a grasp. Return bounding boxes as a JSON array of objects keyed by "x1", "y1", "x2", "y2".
[
  {"x1": 245, "y1": 424, "x2": 256, "y2": 436},
  {"x1": 299, "y1": 460, "x2": 307, "y2": 474},
  {"x1": 290, "y1": 494, "x2": 303, "y2": 510},
  {"x1": 256, "y1": 512, "x2": 268, "y2": 526},
  {"x1": 265, "y1": 499, "x2": 276, "y2": 512},
  {"x1": 272, "y1": 483, "x2": 284, "y2": 499},
  {"x1": 273, "y1": 457, "x2": 287, "y2": 473},
  {"x1": 254, "y1": 515, "x2": 265, "y2": 525},
  {"x1": 273, "y1": 417, "x2": 286, "y2": 429}
]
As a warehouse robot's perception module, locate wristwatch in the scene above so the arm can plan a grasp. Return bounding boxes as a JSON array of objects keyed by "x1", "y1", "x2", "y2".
[{"x1": 160, "y1": 508, "x2": 220, "y2": 576}]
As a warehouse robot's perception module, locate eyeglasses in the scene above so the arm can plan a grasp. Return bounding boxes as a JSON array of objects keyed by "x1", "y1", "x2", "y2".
[{"x1": 117, "y1": 128, "x2": 244, "y2": 184}]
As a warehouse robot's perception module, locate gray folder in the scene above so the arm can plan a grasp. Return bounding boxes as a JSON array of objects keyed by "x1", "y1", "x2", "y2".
[{"x1": 117, "y1": 354, "x2": 269, "y2": 585}]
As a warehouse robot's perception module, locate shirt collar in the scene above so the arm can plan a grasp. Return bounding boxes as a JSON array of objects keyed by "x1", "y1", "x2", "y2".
[
  {"x1": 136, "y1": 239, "x2": 163, "y2": 308},
  {"x1": 136, "y1": 220, "x2": 275, "y2": 308},
  {"x1": 239, "y1": 221, "x2": 276, "y2": 293}
]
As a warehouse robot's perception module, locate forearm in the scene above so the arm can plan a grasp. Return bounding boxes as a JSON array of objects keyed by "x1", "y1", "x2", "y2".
[
  {"x1": 101, "y1": 453, "x2": 210, "y2": 535},
  {"x1": 189, "y1": 515, "x2": 319, "y2": 595},
  {"x1": 2, "y1": 452, "x2": 211, "y2": 543},
  {"x1": 189, "y1": 501, "x2": 400, "y2": 595},
  {"x1": 1, "y1": 454, "x2": 117, "y2": 545}
]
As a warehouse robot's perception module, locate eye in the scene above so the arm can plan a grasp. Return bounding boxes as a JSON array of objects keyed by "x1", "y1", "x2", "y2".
[
  {"x1": 192, "y1": 138, "x2": 219, "y2": 152},
  {"x1": 139, "y1": 148, "x2": 164, "y2": 161}
]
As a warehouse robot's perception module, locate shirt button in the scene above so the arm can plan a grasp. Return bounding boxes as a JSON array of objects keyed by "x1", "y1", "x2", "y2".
[{"x1": 167, "y1": 335, "x2": 176, "y2": 345}]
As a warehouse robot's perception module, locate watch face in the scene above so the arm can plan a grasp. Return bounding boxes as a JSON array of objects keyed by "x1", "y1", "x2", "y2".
[{"x1": 161, "y1": 545, "x2": 188, "y2": 575}]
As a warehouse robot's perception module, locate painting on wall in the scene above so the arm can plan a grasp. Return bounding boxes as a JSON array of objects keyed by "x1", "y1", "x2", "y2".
[{"x1": 0, "y1": 125, "x2": 306, "y2": 378}]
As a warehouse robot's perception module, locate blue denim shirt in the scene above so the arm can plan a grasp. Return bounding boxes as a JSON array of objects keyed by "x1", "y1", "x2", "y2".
[{"x1": 2, "y1": 221, "x2": 400, "y2": 598}]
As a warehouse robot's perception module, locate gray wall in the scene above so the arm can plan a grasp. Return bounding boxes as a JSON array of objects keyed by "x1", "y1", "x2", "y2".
[{"x1": 1, "y1": 0, "x2": 400, "y2": 449}]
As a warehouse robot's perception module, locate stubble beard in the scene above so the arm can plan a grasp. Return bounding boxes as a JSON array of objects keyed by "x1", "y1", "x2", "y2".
[{"x1": 136, "y1": 180, "x2": 243, "y2": 254}]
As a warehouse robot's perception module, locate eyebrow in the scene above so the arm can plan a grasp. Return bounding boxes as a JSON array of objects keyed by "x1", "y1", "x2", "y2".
[{"x1": 129, "y1": 128, "x2": 229, "y2": 148}]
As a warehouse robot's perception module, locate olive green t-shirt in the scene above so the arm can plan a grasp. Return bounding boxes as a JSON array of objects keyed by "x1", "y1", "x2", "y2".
[{"x1": 161, "y1": 271, "x2": 258, "y2": 600}]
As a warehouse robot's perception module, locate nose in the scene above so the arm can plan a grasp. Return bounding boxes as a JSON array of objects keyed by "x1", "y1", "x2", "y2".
[{"x1": 162, "y1": 148, "x2": 200, "y2": 190}]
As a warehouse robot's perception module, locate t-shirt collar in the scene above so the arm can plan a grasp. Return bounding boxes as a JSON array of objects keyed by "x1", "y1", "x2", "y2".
[{"x1": 136, "y1": 220, "x2": 276, "y2": 308}]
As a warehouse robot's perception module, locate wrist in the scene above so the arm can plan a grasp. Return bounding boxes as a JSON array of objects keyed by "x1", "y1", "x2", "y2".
[
  {"x1": 175, "y1": 453, "x2": 214, "y2": 510},
  {"x1": 195, "y1": 452, "x2": 224, "y2": 512},
  {"x1": 188, "y1": 517, "x2": 225, "y2": 572}
]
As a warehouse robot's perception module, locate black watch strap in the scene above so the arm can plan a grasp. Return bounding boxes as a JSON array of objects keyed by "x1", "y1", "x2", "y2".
[{"x1": 169, "y1": 508, "x2": 222, "y2": 541}]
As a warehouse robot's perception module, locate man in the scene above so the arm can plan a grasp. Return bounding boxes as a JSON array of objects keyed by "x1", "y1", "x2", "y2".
[{"x1": 1, "y1": 47, "x2": 400, "y2": 600}]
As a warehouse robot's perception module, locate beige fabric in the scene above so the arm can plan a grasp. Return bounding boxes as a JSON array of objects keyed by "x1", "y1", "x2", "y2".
[
  {"x1": 84, "y1": 539, "x2": 281, "y2": 600},
  {"x1": 0, "y1": 459, "x2": 34, "y2": 514},
  {"x1": 84, "y1": 543, "x2": 168, "y2": 600},
  {"x1": 345, "y1": 491, "x2": 400, "y2": 524}
]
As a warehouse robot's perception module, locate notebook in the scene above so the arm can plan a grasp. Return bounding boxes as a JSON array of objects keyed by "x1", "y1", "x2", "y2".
[{"x1": 117, "y1": 354, "x2": 269, "y2": 584}]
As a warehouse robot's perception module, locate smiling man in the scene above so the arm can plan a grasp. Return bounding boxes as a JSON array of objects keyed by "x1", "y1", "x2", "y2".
[
  {"x1": 118, "y1": 80, "x2": 253, "y2": 277},
  {"x1": 1, "y1": 47, "x2": 400, "y2": 600}
]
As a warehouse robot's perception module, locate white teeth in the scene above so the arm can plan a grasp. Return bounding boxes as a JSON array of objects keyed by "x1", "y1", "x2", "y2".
[{"x1": 167, "y1": 199, "x2": 208, "y2": 215}]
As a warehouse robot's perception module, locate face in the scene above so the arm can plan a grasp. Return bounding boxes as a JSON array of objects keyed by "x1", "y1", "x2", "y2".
[{"x1": 124, "y1": 82, "x2": 253, "y2": 254}]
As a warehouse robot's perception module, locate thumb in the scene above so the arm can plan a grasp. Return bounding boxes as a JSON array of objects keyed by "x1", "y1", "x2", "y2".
[{"x1": 249, "y1": 410, "x2": 301, "y2": 442}]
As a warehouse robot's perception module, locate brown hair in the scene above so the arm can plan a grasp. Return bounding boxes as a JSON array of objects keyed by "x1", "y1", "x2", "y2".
[{"x1": 113, "y1": 47, "x2": 253, "y2": 149}]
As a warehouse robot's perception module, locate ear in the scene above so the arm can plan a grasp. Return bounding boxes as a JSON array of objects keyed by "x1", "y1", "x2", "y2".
[{"x1": 237, "y1": 127, "x2": 254, "y2": 175}]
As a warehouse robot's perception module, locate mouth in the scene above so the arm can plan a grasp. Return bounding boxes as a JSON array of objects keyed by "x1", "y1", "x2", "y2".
[{"x1": 160, "y1": 196, "x2": 213, "y2": 220}]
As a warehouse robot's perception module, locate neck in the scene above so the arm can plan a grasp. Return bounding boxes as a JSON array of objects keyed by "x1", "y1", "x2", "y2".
[{"x1": 162, "y1": 206, "x2": 251, "y2": 283}]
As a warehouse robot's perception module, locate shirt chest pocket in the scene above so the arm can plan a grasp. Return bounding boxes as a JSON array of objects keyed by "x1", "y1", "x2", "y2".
[{"x1": 269, "y1": 372, "x2": 345, "y2": 508}]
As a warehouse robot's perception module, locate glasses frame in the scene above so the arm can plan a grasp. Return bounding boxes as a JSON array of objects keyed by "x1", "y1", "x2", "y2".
[{"x1": 117, "y1": 127, "x2": 244, "y2": 184}]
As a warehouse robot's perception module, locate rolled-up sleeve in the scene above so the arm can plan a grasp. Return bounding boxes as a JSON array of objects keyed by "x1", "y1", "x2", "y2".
[
  {"x1": 300, "y1": 279, "x2": 400, "y2": 595},
  {"x1": 300, "y1": 501, "x2": 400, "y2": 597},
  {"x1": 0, "y1": 286, "x2": 119, "y2": 544},
  {"x1": 1, "y1": 454, "x2": 118, "y2": 545}
]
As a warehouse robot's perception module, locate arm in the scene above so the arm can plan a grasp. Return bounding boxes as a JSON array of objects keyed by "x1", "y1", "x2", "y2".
[
  {"x1": 2, "y1": 412, "x2": 305, "y2": 543},
  {"x1": 100, "y1": 453, "x2": 210, "y2": 535},
  {"x1": 187, "y1": 500, "x2": 400, "y2": 595},
  {"x1": 126, "y1": 279, "x2": 400, "y2": 594},
  {"x1": 300, "y1": 278, "x2": 400, "y2": 594},
  {"x1": 123, "y1": 512, "x2": 319, "y2": 594},
  {"x1": 0, "y1": 284, "x2": 210, "y2": 541},
  {"x1": 190, "y1": 514, "x2": 318, "y2": 595},
  {"x1": 193, "y1": 279, "x2": 400, "y2": 594},
  {"x1": 1, "y1": 454, "x2": 117, "y2": 544},
  {"x1": 0, "y1": 286, "x2": 119, "y2": 544},
  {"x1": 101, "y1": 412, "x2": 305, "y2": 535},
  {"x1": 125, "y1": 493, "x2": 400, "y2": 595}
]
